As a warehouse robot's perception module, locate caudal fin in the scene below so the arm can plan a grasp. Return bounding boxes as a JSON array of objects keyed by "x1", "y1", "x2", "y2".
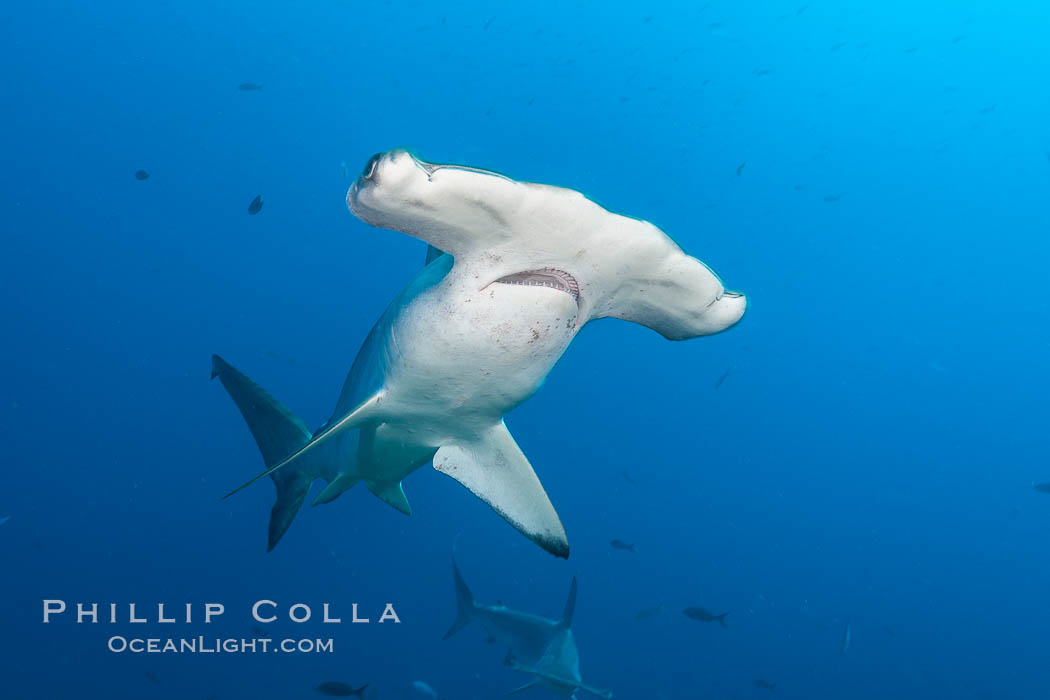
[
  {"x1": 442, "y1": 558, "x2": 475, "y2": 640},
  {"x1": 716, "y1": 612, "x2": 729, "y2": 628},
  {"x1": 211, "y1": 354, "x2": 317, "y2": 551}
]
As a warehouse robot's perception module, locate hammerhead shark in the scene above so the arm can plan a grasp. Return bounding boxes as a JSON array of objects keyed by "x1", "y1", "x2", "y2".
[
  {"x1": 444, "y1": 558, "x2": 611, "y2": 698},
  {"x1": 212, "y1": 149, "x2": 746, "y2": 555}
]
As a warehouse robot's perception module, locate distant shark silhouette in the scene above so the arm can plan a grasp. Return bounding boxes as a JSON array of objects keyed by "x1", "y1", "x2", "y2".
[
  {"x1": 444, "y1": 558, "x2": 611, "y2": 698},
  {"x1": 213, "y1": 150, "x2": 746, "y2": 555}
]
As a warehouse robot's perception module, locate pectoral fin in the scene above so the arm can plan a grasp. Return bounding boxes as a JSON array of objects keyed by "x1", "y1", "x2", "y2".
[
  {"x1": 504, "y1": 680, "x2": 541, "y2": 696},
  {"x1": 434, "y1": 422, "x2": 568, "y2": 558},
  {"x1": 506, "y1": 660, "x2": 613, "y2": 699}
]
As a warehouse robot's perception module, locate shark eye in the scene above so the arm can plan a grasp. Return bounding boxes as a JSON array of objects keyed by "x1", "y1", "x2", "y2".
[{"x1": 362, "y1": 153, "x2": 381, "y2": 180}]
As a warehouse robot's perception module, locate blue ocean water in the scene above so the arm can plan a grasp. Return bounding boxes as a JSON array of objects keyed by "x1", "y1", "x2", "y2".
[{"x1": 2, "y1": 0, "x2": 1048, "y2": 698}]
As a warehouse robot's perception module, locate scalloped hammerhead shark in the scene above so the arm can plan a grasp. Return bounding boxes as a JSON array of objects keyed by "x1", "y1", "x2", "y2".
[
  {"x1": 444, "y1": 558, "x2": 611, "y2": 698},
  {"x1": 212, "y1": 150, "x2": 746, "y2": 556}
]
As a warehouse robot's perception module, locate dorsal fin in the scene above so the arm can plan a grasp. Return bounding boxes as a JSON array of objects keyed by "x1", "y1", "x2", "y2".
[{"x1": 560, "y1": 577, "x2": 577, "y2": 628}]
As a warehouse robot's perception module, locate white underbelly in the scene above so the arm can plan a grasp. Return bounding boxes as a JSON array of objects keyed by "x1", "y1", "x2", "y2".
[{"x1": 380, "y1": 279, "x2": 579, "y2": 436}]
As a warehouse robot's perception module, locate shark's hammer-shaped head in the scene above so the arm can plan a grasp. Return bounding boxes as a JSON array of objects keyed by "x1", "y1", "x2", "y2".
[
  {"x1": 347, "y1": 149, "x2": 746, "y2": 340},
  {"x1": 348, "y1": 148, "x2": 519, "y2": 250}
]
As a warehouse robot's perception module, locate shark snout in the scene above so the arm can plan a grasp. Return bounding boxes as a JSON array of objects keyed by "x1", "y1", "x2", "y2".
[
  {"x1": 346, "y1": 153, "x2": 382, "y2": 212},
  {"x1": 347, "y1": 149, "x2": 430, "y2": 223},
  {"x1": 353, "y1": 149, "x2": 425, "y2": 191},
  {"x1": 353, "y1": 150, "x2": 399, "y2": 190}
]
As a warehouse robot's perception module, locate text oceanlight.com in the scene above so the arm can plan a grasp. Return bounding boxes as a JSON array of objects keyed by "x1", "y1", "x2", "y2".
[{"x1": 107, "y1": 636, "x2": 335, "y2": 654}]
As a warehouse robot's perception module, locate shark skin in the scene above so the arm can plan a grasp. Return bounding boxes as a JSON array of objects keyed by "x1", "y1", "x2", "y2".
[
  {"x1": 443, "y1": 558, "x2": 611, "y2": 699},
  {"x1": 215, "y1": 150, "x2": 746, "y2": 556}
]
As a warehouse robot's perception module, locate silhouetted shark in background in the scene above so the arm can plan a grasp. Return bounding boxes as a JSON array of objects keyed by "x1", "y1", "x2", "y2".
[{"x1": 443, "y1": 558, "x2": 611, "y2": 698}]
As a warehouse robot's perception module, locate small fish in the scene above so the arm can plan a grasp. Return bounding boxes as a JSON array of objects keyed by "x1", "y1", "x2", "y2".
[
  {"x1": 316, "y1": 682, "x2": 368, "y2": 697},
  {"x1": 620, "y1": 470, "x2": 635, "y2": 484},
  {"x1": 134, "y1": 169, "x2": 149, "y2": 180},
  {"x1": 753, "y1": 67, "x2": 775, "y2": 77},
  {"x1": 736, "y1": 162, "x2": 746, "y2": 176},
  {"x1": 1033, "y1": 483, "x2": 1050, "y2": 494},
  {"x1": 248, "y1": 195, "x2": 264, "y2": 215},
  {"x1": 238, "y1": 82, "x2": 263, "y2": 91},
  {"x1": 830, "y1": 42, "x2": 847, "y2": 51},
  {"x1": 841, "y1": 621, "x2": 852, "y2": 653},
  {"x1": 145, "y1": 671, "x2": 161, "y2": 685},
  {"x1": 610, "y1": 539, "x2": 636, "y2": 552},
  {"x1": 635, "y1": 603, "x2": 664, "y2": 620},
  {"x1": 714, "y1": 366, "x2": 732, "y2": 389},
  {"x1": 683, "y1": 607, "x2": 729, "y2": 626},
  {"x1": 823, "y1": 192, "x2": 845, "y2": 202},
  {"x1": 412, "y1": 681, "x2": 439, "y2": 699},
  {"x1": 754, "y1": 679, "x2": 777, "y2": 692}
]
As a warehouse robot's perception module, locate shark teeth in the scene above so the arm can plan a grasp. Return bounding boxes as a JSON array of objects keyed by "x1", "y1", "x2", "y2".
[{"x1": 493, "y1": 268, "x2": 580, "y2": 303}]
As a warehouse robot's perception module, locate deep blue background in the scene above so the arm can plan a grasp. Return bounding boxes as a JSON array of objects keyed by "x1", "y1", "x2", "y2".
[{"x1": 2, "y1": 1, "x2": 1048, "y2": 698}]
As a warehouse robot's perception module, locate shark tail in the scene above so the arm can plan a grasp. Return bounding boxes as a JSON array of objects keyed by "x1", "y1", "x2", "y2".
[
  {"x1": 211, "y1": 354, "x2": 318, "y2": 551},
  {"x1": 442, "y1": 558, "x2": 476, "y2": 640},
  {"x1": 716, "y1": 612, "x2": 729, "y2": 628}
]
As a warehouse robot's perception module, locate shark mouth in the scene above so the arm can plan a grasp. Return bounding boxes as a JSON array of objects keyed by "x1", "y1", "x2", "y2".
[{"x1": 492, "y1": 268, "x2": 580, "y2": 303}]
